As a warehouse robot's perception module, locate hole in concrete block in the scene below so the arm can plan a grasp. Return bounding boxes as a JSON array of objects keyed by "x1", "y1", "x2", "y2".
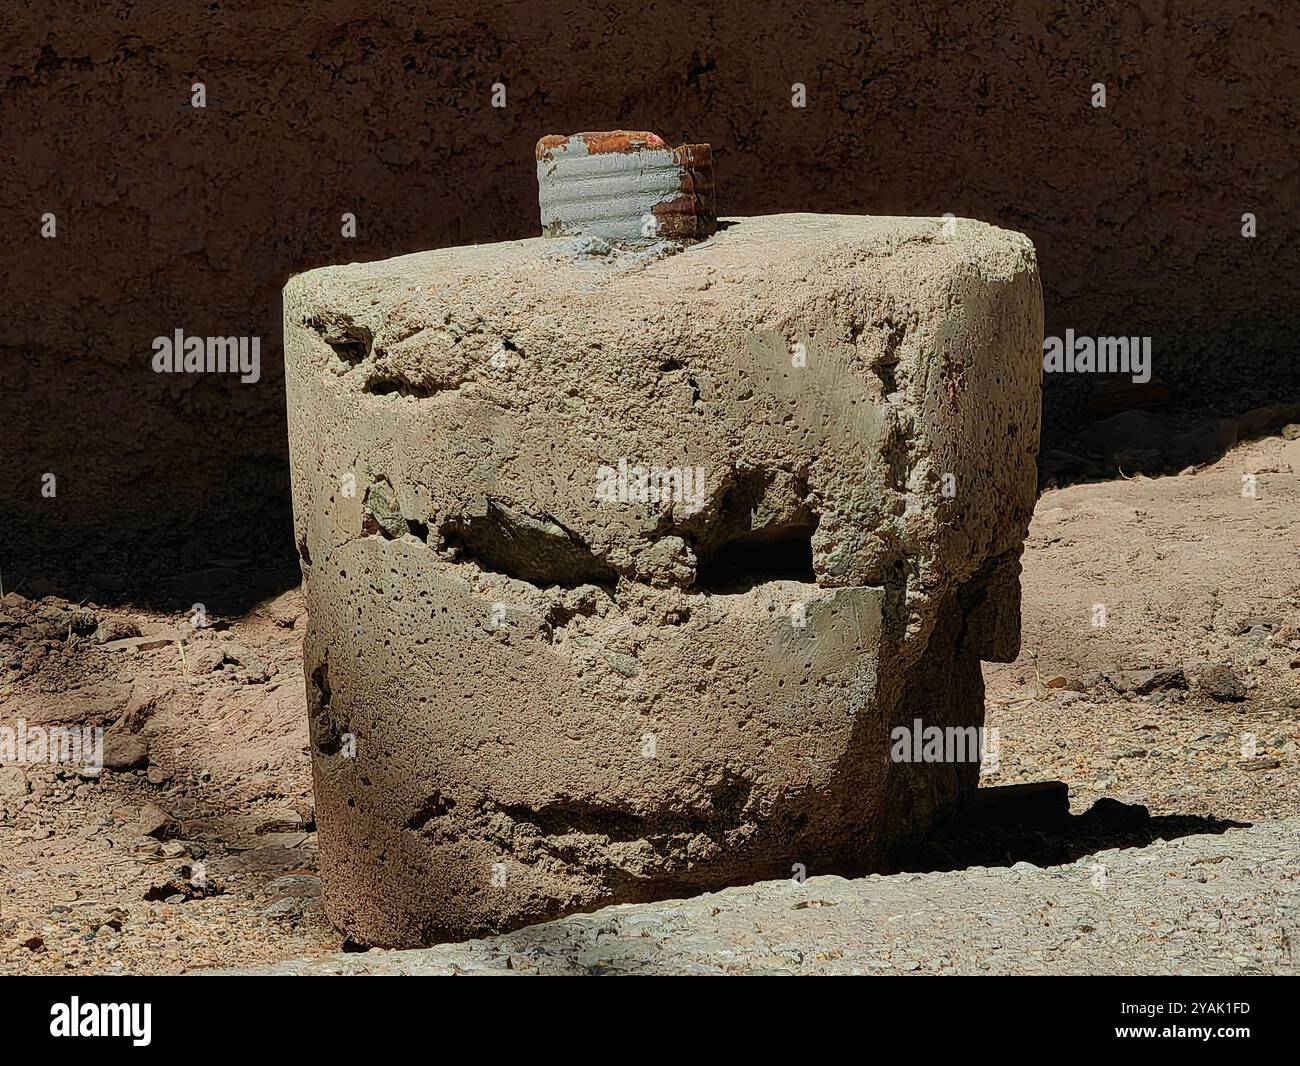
[
  {"x1": 310, "y1": 663, "x2": 348, "y2": 756},
  {"x1": 694, "y1": 525, "x2": 817, "y2": 591},
  {"x1": 305, "y1": 313, "x2": 379, "y2": 367},
  {"x1": 362, "y1": 371, "x2": 451, "y2": 398},
  {"x1": 680, "y1": 467, "x2": 819, "y2": 591},
  {"x1": 873, "y1": 359, "x2": 899, "y2": 396},
  {"x1": 366, "y1": 378, "x2": 403, "y2": 395},
  {"x1": 406, "y1": 790, "x2": 456, "y2": 831},
  {"x1": 307, "y1": 318, "x2": 372, "y2": 365},
  {"x1": 329, "y1": 338, "x2": 370, "y2": 363}
]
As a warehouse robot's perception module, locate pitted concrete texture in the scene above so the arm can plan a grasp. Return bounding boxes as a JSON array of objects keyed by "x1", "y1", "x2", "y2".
[
  {"x1": 206, "y1": 821, "x2": 1300, "y2": 975},
  {"x1": 283, "y1": 213, "x2": 1043, "y2": 946}
]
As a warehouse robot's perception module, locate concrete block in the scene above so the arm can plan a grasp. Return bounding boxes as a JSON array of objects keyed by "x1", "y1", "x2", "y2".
[{"x1": 284, "y1": 213, "x2": 1043, "y2": 945}]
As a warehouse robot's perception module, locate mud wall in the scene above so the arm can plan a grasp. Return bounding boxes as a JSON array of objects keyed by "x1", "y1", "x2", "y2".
[{"x1": 3, "y1": 1, "x2": 1297, "y2": 585}]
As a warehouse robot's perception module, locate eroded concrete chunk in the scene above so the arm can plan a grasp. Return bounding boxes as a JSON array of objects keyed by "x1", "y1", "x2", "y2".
[
  {"x1": 284, "y1": 213, "x2": 1043, "y2": 946},
  {"x1": 536, "y1": 130, "x2": 716, "y2": 242}
]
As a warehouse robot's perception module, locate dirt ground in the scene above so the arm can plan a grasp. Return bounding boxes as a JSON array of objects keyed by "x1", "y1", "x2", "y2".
[{"x1": 2, "y1": 432, "x2": 1298, "y2": 975}]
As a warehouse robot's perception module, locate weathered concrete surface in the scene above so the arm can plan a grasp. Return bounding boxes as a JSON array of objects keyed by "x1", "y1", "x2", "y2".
[
  {"x1": 283, "y1": 213, "x2": 1042, "y2": 946},
  {"x1": 205, "y1": 820, "x2": 1300, "y2": 974}
]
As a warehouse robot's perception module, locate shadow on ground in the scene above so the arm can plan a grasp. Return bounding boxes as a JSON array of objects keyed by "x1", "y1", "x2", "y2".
[
  {"x1": 0, "y1": 558, "x2": 301, "y2": 619},
  {"x1": 1039, "y1": 399, "x2": 1300, "y2": 488},
  {"x1": 891, "y1": 782, "x2": 1250, "y2": 874}
]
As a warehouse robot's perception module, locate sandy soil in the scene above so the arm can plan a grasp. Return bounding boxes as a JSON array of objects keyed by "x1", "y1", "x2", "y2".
[
  {"x1": 2, "y1": 433, "x2": 1297, "y2": 974},
  {"x1": 984, "y1": 430, "x2": 1300, "y2": 825}
]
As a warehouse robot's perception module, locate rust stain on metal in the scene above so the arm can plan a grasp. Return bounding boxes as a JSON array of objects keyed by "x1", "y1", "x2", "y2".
[
  {"x1": 655, "y1": 143, "x2": 716, "y2": 240},
  {"x1": 534, "y1": 134, "x2": 569, "y2": 160},
  {"x1": 535, "y1": 130, "x2": 717, "y2": 242},
  {"x1": 535, "y1": 131, "x2": 669, "y2": 160},
  {"x1": 576, "y1": 130, "x2": 668, "y2": 155}
]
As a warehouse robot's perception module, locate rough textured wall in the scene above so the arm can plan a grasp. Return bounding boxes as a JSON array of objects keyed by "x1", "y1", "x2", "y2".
[{"x1": 2, "y1": 1, "x2": 1296, "y2": 584}]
